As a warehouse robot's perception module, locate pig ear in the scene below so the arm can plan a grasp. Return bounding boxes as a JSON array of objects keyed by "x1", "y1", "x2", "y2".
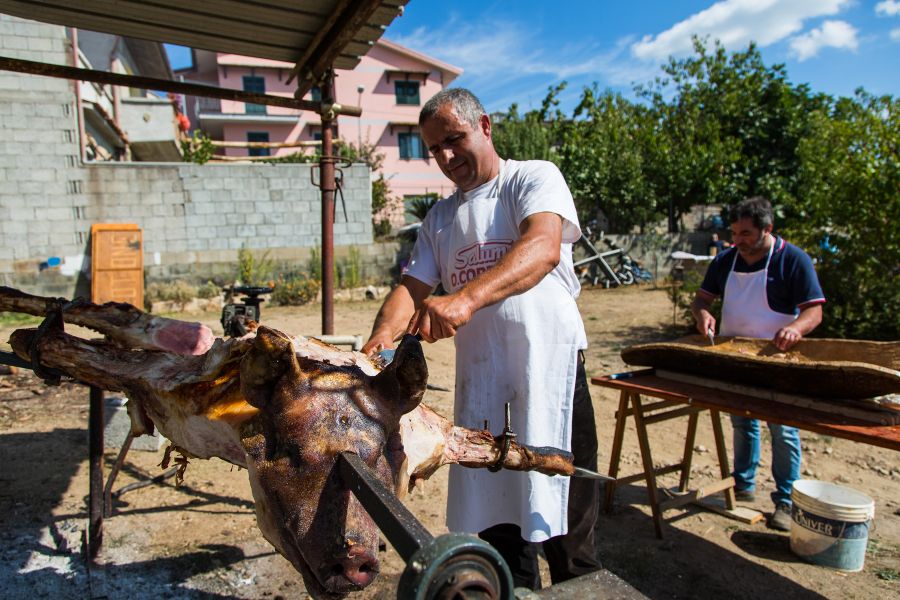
[
  {"x1": 240, "y1": 326, "x2": 300, "y2": 408},
  {"x1": 373, "y1": 334, "x2": 428, "y2": 415}
]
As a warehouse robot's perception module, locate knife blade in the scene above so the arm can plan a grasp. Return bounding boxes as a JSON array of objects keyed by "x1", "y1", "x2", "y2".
[
  {"x1": 707, "y1": 327, "x2": 715, "y2": 346},
  {"x1": 570, "y1": 466, "x2": 616, "y2": 482}
]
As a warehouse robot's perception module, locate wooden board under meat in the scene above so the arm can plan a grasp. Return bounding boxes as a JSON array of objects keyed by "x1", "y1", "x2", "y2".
[{"x1": 621, "y1": 335, "x2": 900, "y2": 400}]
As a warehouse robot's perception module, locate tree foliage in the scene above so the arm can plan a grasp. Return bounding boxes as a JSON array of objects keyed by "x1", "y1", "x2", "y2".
[
  {"x1": 558, "y1": 87, "x2": 659, "y2": 232},
  {"x1": 490, "y1": 38, "x2": 897, "y2": 339},
  {"x1": 781, "y1": 91, "x2": 900, "y2": 340}
]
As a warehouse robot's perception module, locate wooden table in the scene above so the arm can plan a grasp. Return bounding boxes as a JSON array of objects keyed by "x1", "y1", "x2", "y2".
[{"x1": 591, "y1": 371, "x2": 899, "y2": 537}]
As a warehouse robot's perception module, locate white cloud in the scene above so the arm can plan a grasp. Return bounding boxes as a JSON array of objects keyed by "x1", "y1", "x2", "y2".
[
  {"x1": 876, "y1": 1, "x2": 900, "y2": 16},
  {"x1": 390, "y1": 21, "x2": 657, "y2": 112},
  {"x1": 631, "y1": 0, "x2": 852, "y2": 61},
  {"x1": 891, "y1": 27, "x2": 900, "y2": 41},
  {"x1": 789, "y1": 20, "x2": 859, "y2": 60}
]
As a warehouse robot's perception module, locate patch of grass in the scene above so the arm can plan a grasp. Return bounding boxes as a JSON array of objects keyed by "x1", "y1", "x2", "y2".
[
  {"x1": 0, "y1": 312, "x2": 41, "y2": 327},
  {"x1": 867, "y1": 538, "x2": 899, "y2": 559},
  {"x1": 875, "y1": 568, "x2": 898, "y2": 581}
]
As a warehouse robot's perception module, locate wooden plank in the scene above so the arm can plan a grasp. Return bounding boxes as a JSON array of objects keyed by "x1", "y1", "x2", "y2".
[
  {"x1": 659, "y1": 477, "x2": 735, "y2": 511},
  {"x1": 592, "y1": 374, "x2": 900, "y2": 451},
  {"x1": 694, "y1": 496, "x2": 765, "y2": 525},
  {"x1": 656, "y1": 369, "x2": 900, "y2": 426},
  {"x1": 30, "y1": 0, "x2": 320, "y2": 45},
  {"x1": 0, "y1": 3, "x2": 302, "y2": 61}
]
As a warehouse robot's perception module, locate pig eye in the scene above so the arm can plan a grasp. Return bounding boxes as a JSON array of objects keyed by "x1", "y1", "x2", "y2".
[{"x1": 338, "y1": 414, "x2": 351, "y2": 427}]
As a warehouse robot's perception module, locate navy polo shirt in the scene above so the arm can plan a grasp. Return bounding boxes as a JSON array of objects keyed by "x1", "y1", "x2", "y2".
[{"x1": 699, "y1": 236, "x2": 826, "y2": 315}]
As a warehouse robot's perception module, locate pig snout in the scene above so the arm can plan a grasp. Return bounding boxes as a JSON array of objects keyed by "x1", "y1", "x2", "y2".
[{"x1": 321, "y1": 539, "x2": 379, "y2": 592}]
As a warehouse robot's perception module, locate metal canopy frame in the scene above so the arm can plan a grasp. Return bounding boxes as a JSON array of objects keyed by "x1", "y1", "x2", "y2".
[
  {"x1": 0, "y1": 0, "x2": 409, "y2": 335},
  {"x1": 0, "y1": 0, "x2": 407, "y2": 97}
]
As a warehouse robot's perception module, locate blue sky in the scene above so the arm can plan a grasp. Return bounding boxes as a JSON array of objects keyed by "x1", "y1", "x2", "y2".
[
  {"x1": 165, "y1": 1, "x2": 899, "y2": 114},
  {"x1": 383, "y1": 0, "x2": 900, "y2": 113}
]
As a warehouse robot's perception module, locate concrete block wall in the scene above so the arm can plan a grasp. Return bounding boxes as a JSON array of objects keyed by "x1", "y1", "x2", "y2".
[
  {"x1": 0, "y1": 15, "x2": 85, "y2": 298},
  {"x1": 0, "y1": 15, "x2": 378, "y2": 298}
]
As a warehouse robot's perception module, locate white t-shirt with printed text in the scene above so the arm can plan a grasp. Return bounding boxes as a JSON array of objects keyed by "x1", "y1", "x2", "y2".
[{"x1": 405, "y1": 159, "x2": 586, "y2": 541}]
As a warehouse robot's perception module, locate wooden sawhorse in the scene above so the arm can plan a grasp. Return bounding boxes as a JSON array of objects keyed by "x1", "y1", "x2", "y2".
[
  {"x1": 592, "y1": 370, "x2": 900, "y2": 538},
  {"x1": 600, "y1": 380, "x2": 738, "y2": 538}
]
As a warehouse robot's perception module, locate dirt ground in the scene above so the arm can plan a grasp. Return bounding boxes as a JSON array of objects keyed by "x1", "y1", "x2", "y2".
[{"x1": 0, "y1": 285, "x2": 897, "y2": 599}]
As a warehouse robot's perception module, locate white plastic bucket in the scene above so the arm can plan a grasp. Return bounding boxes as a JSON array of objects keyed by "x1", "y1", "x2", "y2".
[{"x1": 790, "y1": 479, "x2": 875, "y2": 572}]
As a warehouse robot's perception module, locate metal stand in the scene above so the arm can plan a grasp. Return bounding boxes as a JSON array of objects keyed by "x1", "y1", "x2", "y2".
[
  {"x1": 337, "y1": 452, "x2": 514, "y2": 600},
  {"x1": 0, "y1": 350, "x2": 171, "y2": 559},
  {"x1": 88, "y1": 385, "x2": 104, "y2": 560}
]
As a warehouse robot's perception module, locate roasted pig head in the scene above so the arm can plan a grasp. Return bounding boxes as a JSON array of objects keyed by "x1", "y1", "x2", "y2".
[
  {"x1": 1, "y1": 286, "x2": 578, "y2": 599},
  {"x1": 239, "y1": 328, "x2": 427, "y2": 598}
]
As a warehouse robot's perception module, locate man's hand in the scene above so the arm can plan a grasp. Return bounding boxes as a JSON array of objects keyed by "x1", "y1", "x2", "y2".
[
  {"x1": 406, "y1": 292, "x2": 475, "y2": 343},
  {"x1": 361, "y1": 334, "x2": 393, "y2": 357},
  {"x1": 773, "y1": 325, "x2": 803, "y2": 351},
  {"x1": 362, "y1": 276, "x2": 434, "y2": 355},
  {"x1": 772, "y1": 305, "x2": 822, "y2": 351},
  {"x1": 695, "y1": 311, "x2": 716, "y2": 338},
  {"x1": 691, "y1": 292, "x2": 716, "y2": 338}
]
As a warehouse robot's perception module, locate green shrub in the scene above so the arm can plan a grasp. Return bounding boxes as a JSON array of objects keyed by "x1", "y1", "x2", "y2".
[
  {"x1": 197, "y1": 280, "x2": 221, "y2": 299},
  {"x1": 145, "y1": 280, "x2": 198, "y2": 310},
  {"x1": 237, "y1": 245, "x2": 274, "y2": 286},
  {"x1": 373, "y1": 218, "x2": 392, "y2": 239},
  {"x1": 666, "y1": 267, "x2": 719, "y2": 335},
  {"x1": 308, "y1": 245, "x2": 322, "y2": 282},
  {"x1": 271, "y1": 274, "x2": 320, "y2": 306},
  {"x1": 338, "y1": 246, "x2": 362, "y2": 289},
  {"x1": 181, "y1": 130, "x2": 215, "y2": 164}
]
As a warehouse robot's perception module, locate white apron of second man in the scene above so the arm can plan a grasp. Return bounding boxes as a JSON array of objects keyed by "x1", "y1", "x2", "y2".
[
  {"x1": 691, "y1": 196, "x2": 826, "y2": 531},
  {"x1": 362, "y1": 88, "x2": 602, "y2": 589}
]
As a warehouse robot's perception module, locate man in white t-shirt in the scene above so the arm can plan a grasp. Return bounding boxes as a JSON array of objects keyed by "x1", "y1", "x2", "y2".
[{"x1": 362, "y1": 88, "x2": 601, "y2": 589}]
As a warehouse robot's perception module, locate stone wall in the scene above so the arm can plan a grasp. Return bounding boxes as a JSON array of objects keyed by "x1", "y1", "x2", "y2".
[{"x1": 0, "y1": 14, "x2": 383, "y2": 298}]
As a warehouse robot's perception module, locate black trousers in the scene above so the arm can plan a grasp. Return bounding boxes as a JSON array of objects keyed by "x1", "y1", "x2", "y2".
[{"x1": 479, "y1": 354, "x2": 602, "y2": 589}]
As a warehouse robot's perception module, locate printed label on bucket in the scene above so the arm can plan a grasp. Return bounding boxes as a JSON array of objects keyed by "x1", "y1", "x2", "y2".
[{"x1": 791, "y1": 506, "x2": 870, "y2": 539}]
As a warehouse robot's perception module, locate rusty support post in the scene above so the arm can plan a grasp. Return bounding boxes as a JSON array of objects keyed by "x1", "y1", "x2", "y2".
[
  {"x1": 88, "y1": 385, "x2": 104, "y2": 560},
  {"x1": 320, "y1": 70, "x2": 336, "y2": 335}
]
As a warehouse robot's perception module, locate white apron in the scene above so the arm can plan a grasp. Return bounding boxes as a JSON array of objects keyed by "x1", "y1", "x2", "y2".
[
  {"x1": 442, "y1": 164, "x2": 583, "y2": 542},
  {"x1": 720, "y1": 240, "x2": 797, "y2": 338}
]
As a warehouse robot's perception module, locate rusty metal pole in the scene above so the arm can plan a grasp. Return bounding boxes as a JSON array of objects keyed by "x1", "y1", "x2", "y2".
[
  {"x1": 88, "y1": 385, "x2": 104, "y2": 560},
  {"x1": 320, "y1": 70, "x2": 336, "y2": 335}
]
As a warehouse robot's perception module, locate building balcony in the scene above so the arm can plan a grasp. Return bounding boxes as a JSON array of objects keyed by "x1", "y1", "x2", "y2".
[{"x1": 118, "y1": 96, "x2": 182, "y2": 161}]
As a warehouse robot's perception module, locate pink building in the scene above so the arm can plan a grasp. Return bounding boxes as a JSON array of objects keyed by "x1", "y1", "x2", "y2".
[{"x1": 176, "y1": 39, "x2": 462, "y2": 227}]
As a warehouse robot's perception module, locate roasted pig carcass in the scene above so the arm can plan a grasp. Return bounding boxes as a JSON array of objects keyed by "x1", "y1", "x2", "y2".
[{"x1": 0, "y1": 286, "x2": 575, "y2": 599}]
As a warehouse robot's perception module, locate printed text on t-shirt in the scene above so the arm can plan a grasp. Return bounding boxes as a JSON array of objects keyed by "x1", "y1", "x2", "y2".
[{"x1": 451, "y1": 240, "x2": 512, "y2": 288}]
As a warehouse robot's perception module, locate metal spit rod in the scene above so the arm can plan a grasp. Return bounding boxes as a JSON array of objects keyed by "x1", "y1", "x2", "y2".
[
  {"x1": 337, "y1": 451, "x2": 434, "y2": 561},
  {"x1": 337, "y1": 452, "x2": 513, "y2": 600}
]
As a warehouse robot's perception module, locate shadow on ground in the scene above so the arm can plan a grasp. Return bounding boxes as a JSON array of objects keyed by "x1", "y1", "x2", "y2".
[
  {"x1": 596, "y1": 482, "x2": 828, "y2": 600},
  {"x1": 0, "y1": 429, "x2": 264, "y2": 599}
]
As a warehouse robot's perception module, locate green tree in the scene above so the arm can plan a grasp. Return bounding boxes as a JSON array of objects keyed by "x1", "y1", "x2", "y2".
[
  {"x1": 556, "y1": 86, "x2": 659, "y2": 232},
  {"x1": 181, "y1": 130, "x2": 216, "y2": 164},
  {"x1": 492, "y1": 83, "x2": 566, "y2": 161},
  {"x1": 638, "y1": 38, "x2": 827, "y2": 230},
  {"x1": 783, "y1": 91, "x2": 900, "y2": 340}
]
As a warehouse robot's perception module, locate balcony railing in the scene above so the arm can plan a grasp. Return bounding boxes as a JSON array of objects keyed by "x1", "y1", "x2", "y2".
[{"x1": 196, "y1": 97, "x2": 221, "y2": 113}]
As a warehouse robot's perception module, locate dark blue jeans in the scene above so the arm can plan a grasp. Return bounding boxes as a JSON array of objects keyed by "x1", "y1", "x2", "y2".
[{"x1": 479, "y1": 354, "x2": 602, "y2": 590}]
